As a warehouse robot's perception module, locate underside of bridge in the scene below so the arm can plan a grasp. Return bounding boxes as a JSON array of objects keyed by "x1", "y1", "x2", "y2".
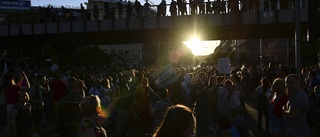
[{"x1": 0, "y1": 22, "x2": 308, "y2": 46}]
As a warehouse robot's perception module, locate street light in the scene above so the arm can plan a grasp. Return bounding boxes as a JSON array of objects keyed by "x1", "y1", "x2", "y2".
[{"x1": 295, "y1": 0, "x2": 301, "y2": 76}]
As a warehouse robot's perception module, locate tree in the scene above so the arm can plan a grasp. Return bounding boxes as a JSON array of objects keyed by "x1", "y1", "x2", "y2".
[
  {"x1": 301, "y1": 41, "x2": 319, "y2": 66},
  {"x1": 73, "y1": 46, "x2": 110, "y2": 67},
  {"x1": 206, "y1": 51, "x2": 227, "y2": 65},
  {"x1": 227, "y1": 50, "x2": 248, "y2": 66}
]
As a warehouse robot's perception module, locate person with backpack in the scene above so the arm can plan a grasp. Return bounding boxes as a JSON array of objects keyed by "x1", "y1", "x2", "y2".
[
  {"x1": 56, "y1": 79, "x2": 86, "y2": 136},
  {"x1": 9, "y1": 91, "x2": 32, "y2": 137},
  {"x1": 78, "y1": 91, "x2": 120, "y2": 137},
  {"x1": 255, "y1": 77, "x2": 272, "y2": 131}
]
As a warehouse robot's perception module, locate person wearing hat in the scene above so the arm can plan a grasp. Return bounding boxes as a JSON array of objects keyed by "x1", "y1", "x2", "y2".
[
  {"x1": 56, "y1": 79, "x2": 86, "y2": 136},
  {"x1": 69, "y1": 79, "x2": 87, "y2": 97}
]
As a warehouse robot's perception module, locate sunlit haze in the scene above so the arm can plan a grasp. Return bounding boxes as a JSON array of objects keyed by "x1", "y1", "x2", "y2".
[
  {"x1": 183, "y1": 40, "x2": 220, "y2": 56},
  {"x1": 32, "y1": 0, "x2": 221, "y2": 56}
]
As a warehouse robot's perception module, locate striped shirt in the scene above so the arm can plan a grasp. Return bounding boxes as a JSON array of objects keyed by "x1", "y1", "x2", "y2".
[{"x1": 152, "y1": 98, "x2": 173, "y2": 129}]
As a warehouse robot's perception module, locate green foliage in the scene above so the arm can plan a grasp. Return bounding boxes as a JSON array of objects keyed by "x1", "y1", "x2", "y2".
[
  {"x1": 73, "y1": 47, "x2": 110, "y2": 67},
  {"x1": 205, "y1": 51, "x2": 227, "y2": 65},
  {"x1": 239, "y1": 51, "x2": 248, "y2": 64},
  {"x1": 301, "y1": 41, "x2": 320, "y2": 66},
  {"x1": 206, "y1": 50, "x2": 248, "y2": 66}
]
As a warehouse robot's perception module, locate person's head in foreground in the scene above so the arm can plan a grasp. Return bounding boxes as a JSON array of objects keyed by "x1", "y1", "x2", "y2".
[
  {"x1": 79, "y1": 95, "x2": 102, "y2": 118},
  {"x1": 153, "y1": 104, "x2": 195, "y2": 137}
]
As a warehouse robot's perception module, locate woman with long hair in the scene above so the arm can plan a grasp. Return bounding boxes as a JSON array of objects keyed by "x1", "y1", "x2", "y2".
[
  {"x1": 269, "y1": 78, "x2": 288, "y2": 137},
  {"x1": 153, "y1": 104, "x2": 195, "y2": 137}
]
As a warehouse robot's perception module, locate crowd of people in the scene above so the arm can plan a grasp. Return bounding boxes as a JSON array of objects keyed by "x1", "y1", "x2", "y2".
[
  {"x1": 0, "y1": 63, "x2": 319, "y2": 137},
  {"x1": 31, "y1": 0, "x2": 305, "y2": 24}
]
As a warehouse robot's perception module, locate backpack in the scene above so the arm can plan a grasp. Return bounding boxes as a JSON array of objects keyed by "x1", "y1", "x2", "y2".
[{"x1": 79, "y1": 120, "x2": 106, "y2": 137}]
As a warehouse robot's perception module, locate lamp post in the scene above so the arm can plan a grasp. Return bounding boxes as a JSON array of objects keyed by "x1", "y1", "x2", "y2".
[
  {"x1": 235, "y1": 40, "x2": 239, "y2": 66},
  {"x1": 260, "y1": 39, "x2": 262, "y2": 60},
  {"x1": 295, "y1": 0, "x2": 301, "y2": 76}
]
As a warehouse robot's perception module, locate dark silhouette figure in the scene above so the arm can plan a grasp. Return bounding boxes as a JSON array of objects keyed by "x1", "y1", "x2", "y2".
[
  {"x1": 126, "y1": 1, "x2": 133, "y2": 18},
  {"x1": 134, "y1": 0, "x2": 142, "y2": 17},
  {"x1": 104, "y1": 2, "x2": 110, "y2": 19},
  {"x1": 118, "y1": 1, "x2": 123, "y2": 18},
  {"x1": 170, "y1": 0, "x2": 178, "y2": 16}
]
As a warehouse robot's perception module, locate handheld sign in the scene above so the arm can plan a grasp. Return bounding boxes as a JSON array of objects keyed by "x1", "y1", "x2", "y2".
[
  {"x1": 218, "y1": 58, "x2": 230, "y2": 74},
  {"x1": 151, "y1": 64, "x2": 178, "y2": 89},
  {"x1": 50, "y1": 64, "x2": 59, "y2": 72}
]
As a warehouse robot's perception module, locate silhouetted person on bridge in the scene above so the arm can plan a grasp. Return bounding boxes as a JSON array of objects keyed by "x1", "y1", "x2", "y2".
[
  {"x1": 93, "y1": 3, "x2": 99, "y2": 20},
  {"x1": 159, "y1": 0, "x2": 167, "y2": 16},
  {"x1": 134, "y1": 0, "x2": 142, "y2": 17},
  {"x1": 126, "y1": 1, "x2": 133, "y2": 18},
  {"x1": 198, "y1": 0, "x2": 205, "y2": 14},
  {"x1": 253, "y1": 0, "x2": 259, "y2": 11},
  {"x1": 118, "y1": 0, "x2": 124, "y2": 18},
  {"x1": 181, "y1": 0, "x2": 187, "y2": 15},
  {"x1": 190, "y1": 0, "x2": 197, "y2": 15},
  {"x1": 80, "y1": 3, "x2": 86, "y2": 20},
  {"x1": 206, "y1": 0, "x2": 212, "y2": 14},
  {"x1": 241, "y1": 0, "x2": 249, "y2": 11},
  {"x1": 104, "y1": 2, "x2": 110, "y2": 19},
  {"x1": 111, "y1": 7, "x2": 116, "y2": 19},
  {"x1": 264, "y1": 0, "x2": 270, "y2": 11},
  {"x1": 270, "y1": 0, "x2": 277, "y2": 10},
  {"x1": 144, "y1": 0, "x2": 151, "y2": 17},
  {"x1": 170, "y1": 0, "x2": 178, "y2": 16},
  {"x1": 177, "y1": 0, "x2": 183, "y2": 15},
  {"x1": 229, "y1": 0, "x2": 239, "y2": 12}
]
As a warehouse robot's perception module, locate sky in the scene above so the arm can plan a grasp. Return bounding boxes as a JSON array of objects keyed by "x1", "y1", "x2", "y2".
[
  {"x1": 31, "y1": 0, "x2": 86, "y2": 8},
  {"x1": 31, "y1": 0, "x2": 163, "y2": 7},
  {"x1": 31, "y1": 0, "x2": 220, "y2": 56}
]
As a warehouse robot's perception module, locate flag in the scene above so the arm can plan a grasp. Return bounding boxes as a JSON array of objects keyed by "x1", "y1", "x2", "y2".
[{"x1": 4, "y1": 61, "x2": 8, "y2": 74}]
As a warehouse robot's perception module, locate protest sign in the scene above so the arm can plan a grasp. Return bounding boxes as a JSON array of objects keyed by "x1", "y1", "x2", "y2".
[
  {"x1": 218, "y1": 58, "x2": 230, "y2": 74},
  {"x1": 151, "y1": 64, "x2": 178, "y2": 89}
]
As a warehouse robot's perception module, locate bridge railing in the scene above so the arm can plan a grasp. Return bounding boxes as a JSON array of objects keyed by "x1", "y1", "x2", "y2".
[
  {"x1": 0, "y1": 1, "x2": 308, "y2": 25},
  {"x1": 0, "y1": 1, "x2": 309, "y2": 37}
]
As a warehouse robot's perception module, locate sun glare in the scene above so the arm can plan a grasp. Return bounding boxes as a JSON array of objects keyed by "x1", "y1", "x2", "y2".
[{"x1": 183, "y1": 37, "x2": 221, "y2": 56}]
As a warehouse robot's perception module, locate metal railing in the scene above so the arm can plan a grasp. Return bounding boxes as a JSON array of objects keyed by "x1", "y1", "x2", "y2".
[{"x1": 1, "y1": 0, "x2": 306, "y2": 25}]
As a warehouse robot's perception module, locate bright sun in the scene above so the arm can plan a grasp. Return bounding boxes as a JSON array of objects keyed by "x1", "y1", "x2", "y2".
[{"x1": 183, "y1": 37, "x2": 221, "y2": 56}]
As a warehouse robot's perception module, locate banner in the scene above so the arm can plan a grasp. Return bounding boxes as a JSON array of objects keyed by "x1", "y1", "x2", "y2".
[
  {"x1": 0, "y1": 0, "x2": 31, "y2": 10},
  {"x1": 151, "y1": 64, "x2": 178, "y2": 89},
  {"x1": 218, "y1": 58, "x2": 230, "y2": 74}
]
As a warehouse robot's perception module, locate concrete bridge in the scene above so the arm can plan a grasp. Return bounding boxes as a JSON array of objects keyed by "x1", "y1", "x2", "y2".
[{"x1": 0, "y1": 9, "x2": 308, "y2": 45}]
